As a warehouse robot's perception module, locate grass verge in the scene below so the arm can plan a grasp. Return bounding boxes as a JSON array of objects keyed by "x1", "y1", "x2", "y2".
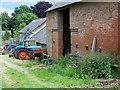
[
  {"x1": 2, "y1": 62, "x2": 96, "y2": 88},
  {"x1": 2, "y1": 63, "x2": 56, "y2": 88},
  {"x1": 1, "y1": 55, "x2": 41, "y2": 67},
  {"x1": 30, "y1": 68, "x2": 96, "y2": 87}
]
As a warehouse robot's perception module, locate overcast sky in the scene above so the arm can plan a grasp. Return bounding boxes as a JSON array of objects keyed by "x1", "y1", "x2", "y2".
[
  {"x1": 0, "y1": 0, "x2": 73, "y2": 16},
  {"x1": 0, "y1": 0, "x2": 52, "y2": 16}
]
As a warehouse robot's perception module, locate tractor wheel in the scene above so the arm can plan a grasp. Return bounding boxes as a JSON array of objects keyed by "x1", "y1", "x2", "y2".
[
  {"x1": 18, "y1": 49, "x2": 27, "y2": 60},
  {"x1": 13, "y1": 50, "x2": 18, "y2": 58}
]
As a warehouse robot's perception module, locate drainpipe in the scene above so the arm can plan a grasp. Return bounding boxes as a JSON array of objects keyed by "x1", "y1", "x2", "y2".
[{"x1": 91, "y1": 37, "x2": 97, "y2": 53}]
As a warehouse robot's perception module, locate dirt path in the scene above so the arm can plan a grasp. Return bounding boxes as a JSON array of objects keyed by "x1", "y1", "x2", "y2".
[
  {"x1": 0, "y1": 55, "x2": 58, "y2": 88},
  {"x1": 2, "y1": 65, "x2": 16, "y2": 87}
]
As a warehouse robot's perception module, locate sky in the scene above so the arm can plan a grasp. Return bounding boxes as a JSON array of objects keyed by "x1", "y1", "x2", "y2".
[
  {"x1": 0, "y1": 0, "x2": 63, "y2": 16},
  {"x1": 0, "y1": 0, "x2": 80, "y2": 16}
]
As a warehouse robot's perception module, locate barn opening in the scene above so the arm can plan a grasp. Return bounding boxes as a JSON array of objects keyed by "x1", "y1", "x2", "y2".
[{"x1": 62, "y1": 9, "x2": 71, "y2": 56}]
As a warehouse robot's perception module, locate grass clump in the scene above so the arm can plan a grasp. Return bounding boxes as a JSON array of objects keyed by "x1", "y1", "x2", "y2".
[{"x1": 49, "y1": 53, "x2": 114, "y2": 79}]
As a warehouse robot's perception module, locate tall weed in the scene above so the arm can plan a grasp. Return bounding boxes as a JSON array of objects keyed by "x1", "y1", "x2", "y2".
[{"x1": 49, "y1": 53, "x2": 113, "y2": 79}]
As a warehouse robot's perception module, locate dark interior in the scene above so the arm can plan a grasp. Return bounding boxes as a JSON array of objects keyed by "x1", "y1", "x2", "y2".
[{"x1": 63, "y1": 9, "x2": 71, "y2": 56}]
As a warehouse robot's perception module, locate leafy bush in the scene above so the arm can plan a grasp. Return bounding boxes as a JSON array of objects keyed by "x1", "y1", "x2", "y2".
[
  {"x1": 77, "y1": 53, "x2": 112, "y2": 79},
  {"x1": 49, "y1": 53, "x2": 113, "y2": 79}
]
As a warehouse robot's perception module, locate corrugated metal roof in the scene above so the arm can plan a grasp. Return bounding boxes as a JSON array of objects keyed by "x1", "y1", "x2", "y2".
[
  {"x1": 32, "y1": 26, "x2": 47, "y2": 44},
  {"x1": 29, "y1": 23, "x2": 46, "y2": 38},
  {"x1": 46, "y1": 0, "x2": 120, "y2": 12},
  {"x1": 19, "y1": 18, "x2": 46, "y2": 33},
  {"x1": 46, "y1": 2, "x2": 76, "y2": 12}
]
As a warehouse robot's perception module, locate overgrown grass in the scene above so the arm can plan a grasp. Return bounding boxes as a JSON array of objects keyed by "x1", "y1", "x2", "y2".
[
  {"x1": 2, "y1": 55, "x2": 41, "y2": 67},
  {"x1": 48, "y1": 53, "x2": 116, "y2": 79},
  {"x1": 111, "y1": 67, "x2": 120, "y2": 79},
  {"x1": 1, "y1": 54, "x2": 119, "y2": 88},
  {"x1": 0, "y1": 80, "x2": 2, "y2": 90},
  {"x1": 2, "y1": 81, "x2": 8, "y2": 88},
  {"x1": 2, "y1": 64, "x2": 57, "y2": 88},
  {"x1": 30, "y1": 68, "x2": 96, "y2": 87},
  {"x1": 2, "y1": 60, "x2": 96, "y2": 88}
]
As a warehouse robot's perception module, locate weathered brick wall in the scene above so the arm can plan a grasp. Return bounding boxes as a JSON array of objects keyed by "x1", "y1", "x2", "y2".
[
  {"x1": 46, "y1": 11, "x2": 57, "y2": 57},
  {"x1": 47, "y1": 2, "x2": 120, "y2": 58},
  {"x1": 118, "y1": 3, "x2": 120, "y2": 71},
  {"x1": 118, "y1": 3, "x2": 120, "y2": 55},
  {"x1": 70, "y1": 2, "x2": 119, "y2": 55},
  {"x1": 47, "y1": 11, "x2": 63, "y2": 57}
]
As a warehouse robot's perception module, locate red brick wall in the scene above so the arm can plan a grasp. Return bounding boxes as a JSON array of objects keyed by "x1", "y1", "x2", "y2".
[
  {"x1": 47, "y1": 11, "x2": 63, "y2": 58},
  {"x1": 118, "y1": 3, "x2": 120, "y2": 55},
  {"x1": 52, "y1": 31, "x2": 59, "y2": 57},
  {"x1": 47, "y1": 2, "x2": 120, "y2": 58},
  {"x1": 70, "y1": 2, "x2": 119, "y2": 55},
  {"x1": 46, "y1": 11, "x2": 57, "y2": 57}
]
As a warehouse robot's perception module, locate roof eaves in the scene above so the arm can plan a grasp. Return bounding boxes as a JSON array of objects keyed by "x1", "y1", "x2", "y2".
[
  {"x1": 81, "y1": 0, "x2": 120, "y2": 2},
  {"x1": 46, "y1": 0, "x2": 120, "y2": 12},
  {"x1": 46, "y1": 2, "x2": 77, "y2": 12}
]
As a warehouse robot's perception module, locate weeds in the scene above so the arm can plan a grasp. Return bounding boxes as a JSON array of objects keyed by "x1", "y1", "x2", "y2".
[{"x1": 49, "y1": 53, "x2": 115, "y2": 79}]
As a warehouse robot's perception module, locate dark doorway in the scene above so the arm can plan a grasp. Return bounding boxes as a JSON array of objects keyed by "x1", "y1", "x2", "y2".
[{"x1": 63, "y1": 9, "x2": 71, "y2": 56}]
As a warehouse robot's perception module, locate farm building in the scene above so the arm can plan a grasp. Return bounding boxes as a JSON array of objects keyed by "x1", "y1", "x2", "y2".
[
  {"x1": 19, "y1": 18, "x2": 47, "y2": 46},
  {"x1": 46, "y1": 0, "x2": 120, "y2": 58}
]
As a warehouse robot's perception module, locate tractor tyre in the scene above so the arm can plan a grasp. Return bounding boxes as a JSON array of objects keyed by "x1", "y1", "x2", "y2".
[
  {"x1": 13, "y1": 50, "x2": 17, "y2": 58},
  {"x1": 18, "y1": 49, "x2": 27, "y2": 60}
]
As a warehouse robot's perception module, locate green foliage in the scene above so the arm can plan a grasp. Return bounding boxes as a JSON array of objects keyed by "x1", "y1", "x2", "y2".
[
  {"x1": 1, "y1": 5, "x2": 38, "y2": 41},
  {"x1": 0, "y1": 14, "x2": 2, "y2": 25},
  {"x1": 2, "y1": 30, "x2": 11, "y2": 40},
  {"x1": 77, "y1": 53, "x2": 112, "y2": 79},
  {"x1": 63, "y1": 65, "x2": 76, "y2": 77},
  {"x1": 49, "y1": 53, "x2": 113, "y2": 79},
  {"x1": 14, "y1": 13, "x2": 37, "y2": 28},
  {"x1": 0, "y1": 25, "x2": 3, "y2": 45},
  {"x1": 9, "y1": 5, "x2": 33, "y2": 30},
  {"x1": 11, "y1": 5, "x2": 32, "y2": 17},
  {"x1": 18, "y1": 22, "x2": 26, "y2": 31},
  {"x1": 9, "y1": 5, "x2": 38, "y2": 40},
  {"x1": 1, "y1": 12, "x2": 10, "y2": 31},
  {"x1": 13, "y1": 30, "x2": 19, "y2": 41}
]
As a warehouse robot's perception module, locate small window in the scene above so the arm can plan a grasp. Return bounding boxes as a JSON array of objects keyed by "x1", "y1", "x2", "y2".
[
  {"x1": 98, "y1": 47, "x2": 102, "y2": 53},
  {"x1": 85, "y1": 45, "x2": 88, "y2": 51}
]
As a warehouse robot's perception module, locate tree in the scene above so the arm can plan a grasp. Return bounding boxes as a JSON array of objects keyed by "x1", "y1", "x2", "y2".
[
  {"x1": 14, "y1": 13, "x2": 38, "y2": 28},
  {"x1": 0, "y1": 25, "x2": 3, "y2": 46},
  {"x1": 1, "y1": 12, "x2": 10, "y2": 31},
  {"x1": 11, "y1": 5, "x2": 32, "y2": 17},
  {"x1": 2, "y1": 30, "x2": 11, "y2": 41},
  {"x1": 9, "y1": 5, "x2": 38, "y2": 40},
  {"x1": 13, "y1": 22, "x2": 26, "y2": 40},
  {"x1": 0, "y1": 14, "x2": 1, "y2": 30},
  {"x1": 31, "y1": 1, "x2": 52, "y2": 18},
  {"x1": 9, "y1": 5, "x2": 33, "y2": 30},
  {"x1": 18, "y1": 22, "x2": 26, "y2": 31}
]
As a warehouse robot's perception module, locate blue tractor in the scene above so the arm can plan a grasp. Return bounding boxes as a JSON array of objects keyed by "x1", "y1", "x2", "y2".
[
  {"x1": 14, "y1": 29, "x2": 46, "y2": 60},
  {"x1": 14, "y1": 38, "x2": 46, "y2": 60}
]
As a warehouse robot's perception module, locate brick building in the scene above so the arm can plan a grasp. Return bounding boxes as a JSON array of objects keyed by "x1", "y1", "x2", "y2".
[{"x1": 46, "y1": 0, "x2": 120, "y2": 58}]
